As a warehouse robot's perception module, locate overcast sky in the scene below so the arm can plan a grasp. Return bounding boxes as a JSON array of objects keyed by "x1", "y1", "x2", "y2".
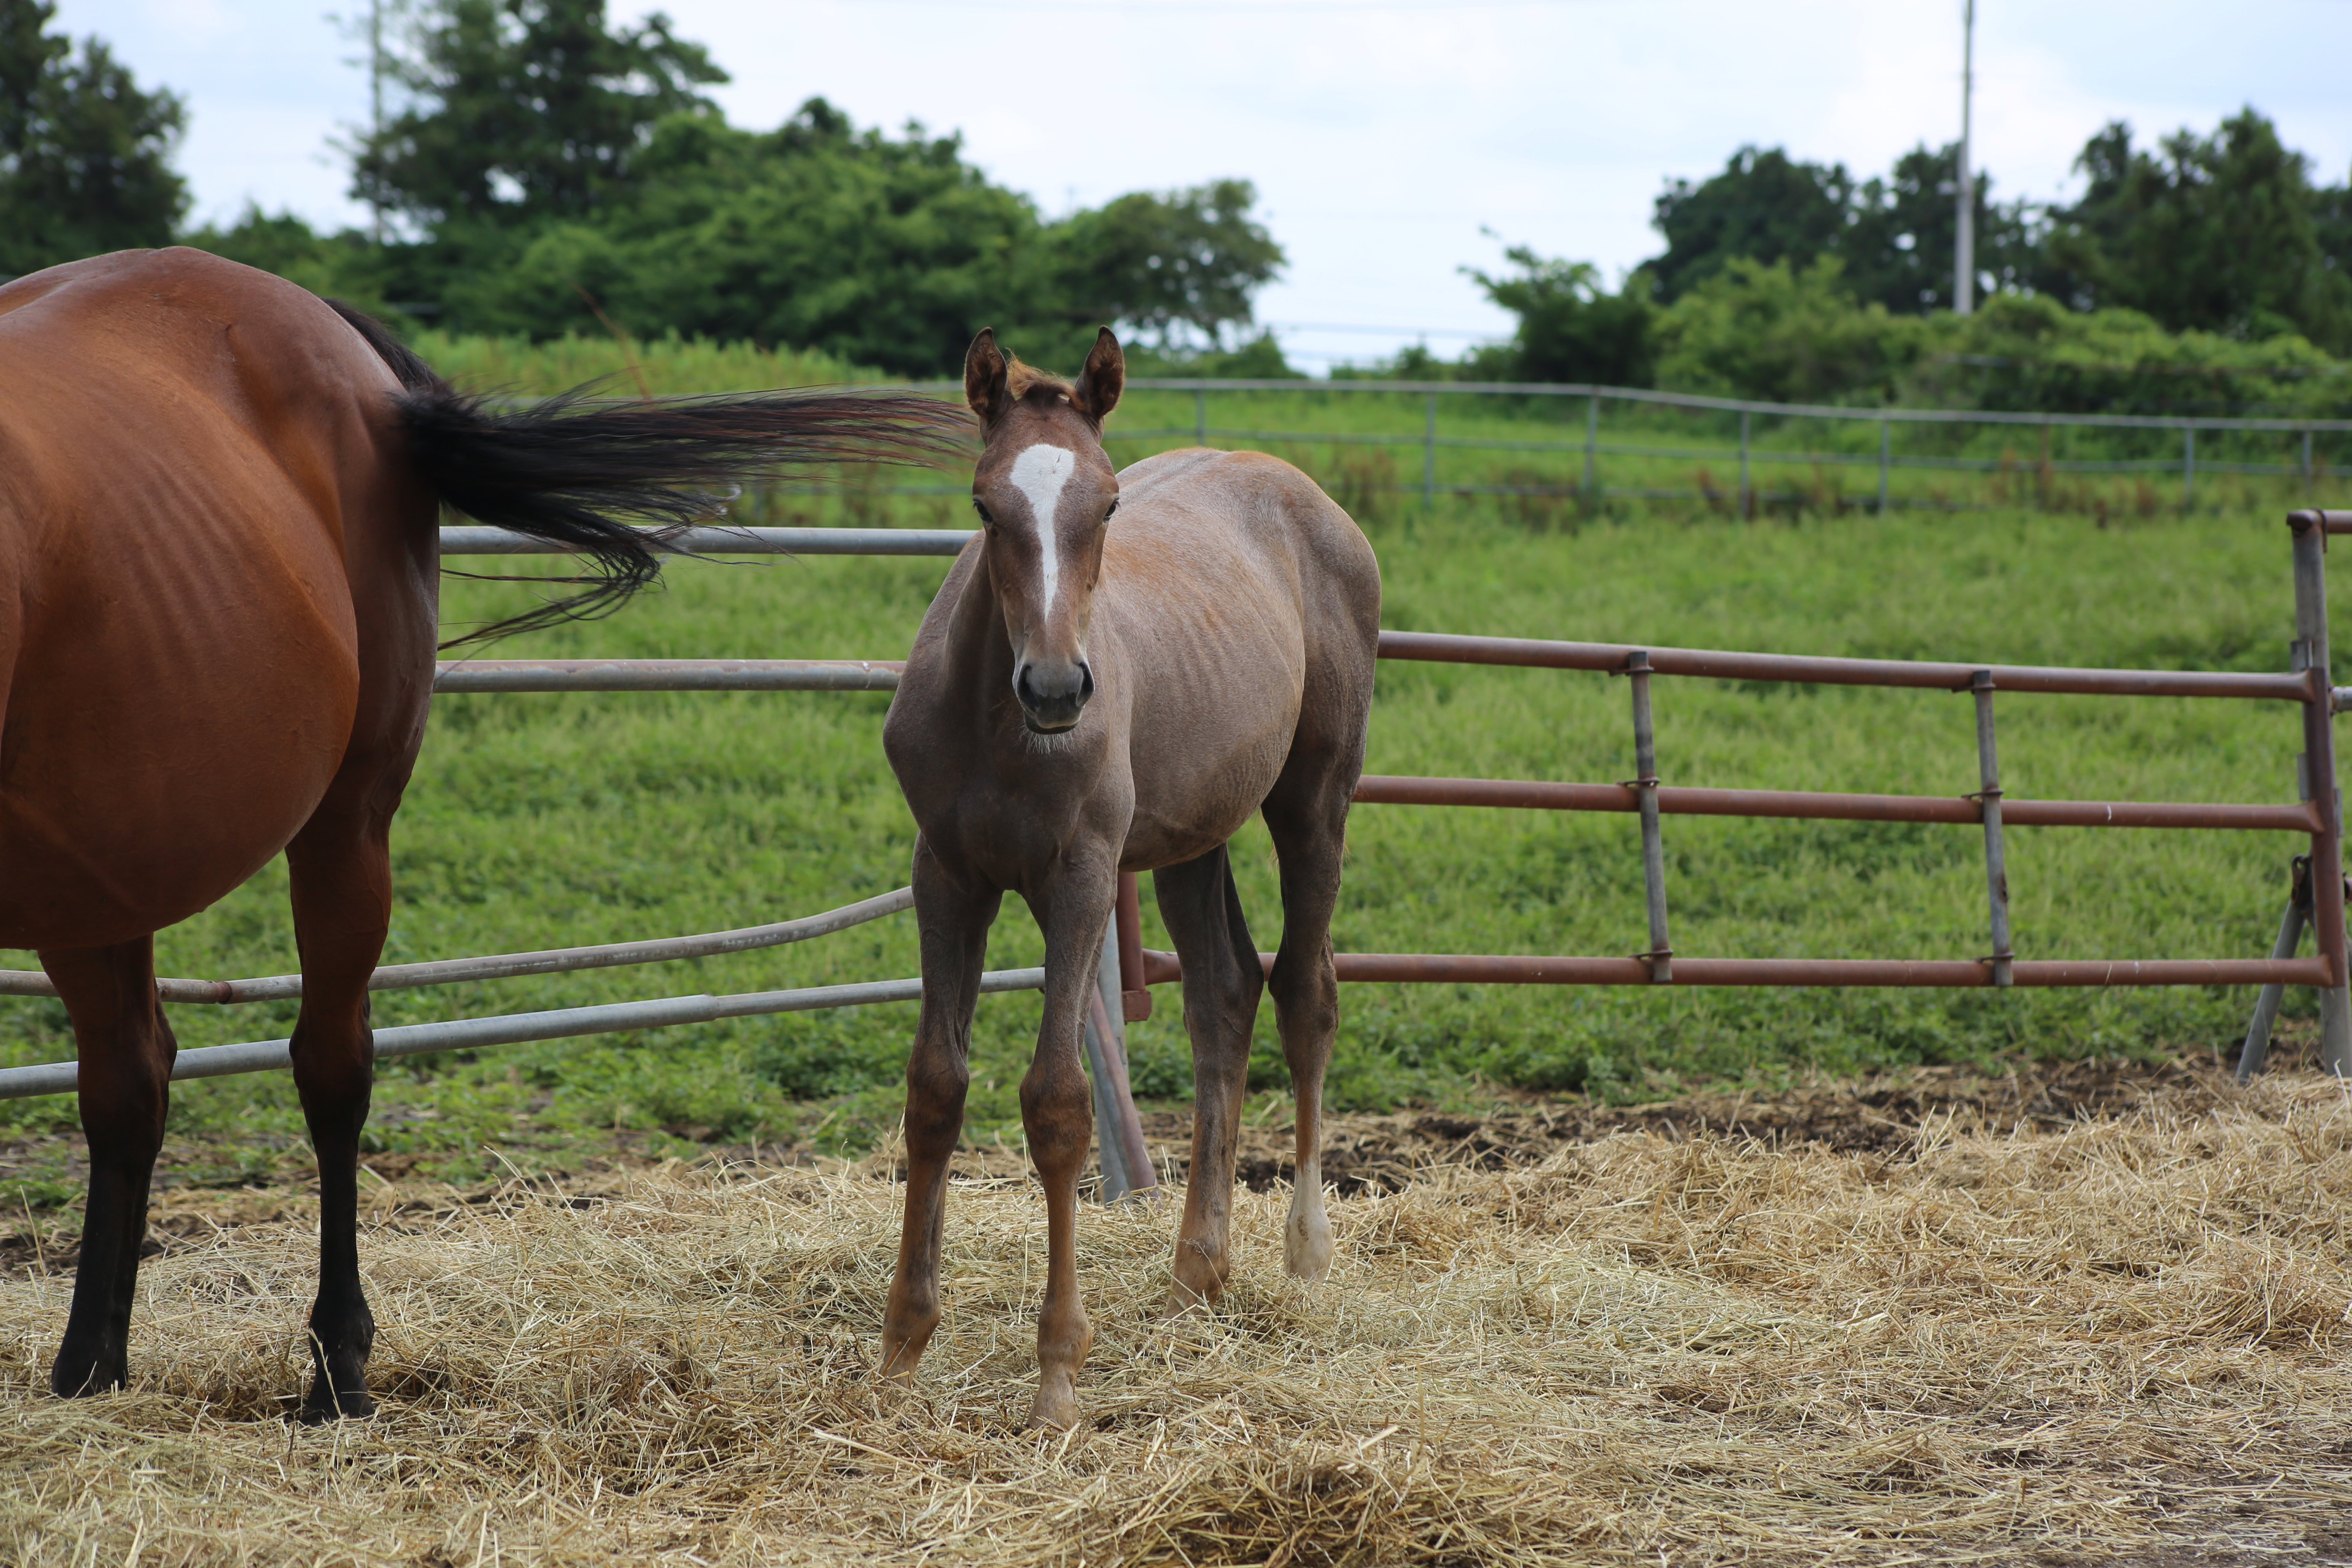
[{"x1": 50, "y1": 0, "x2": 2352, "y2": 369}]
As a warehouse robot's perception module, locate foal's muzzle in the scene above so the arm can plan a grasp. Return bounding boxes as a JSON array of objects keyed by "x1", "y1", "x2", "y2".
[{"x1": 1014, "y1": 659, "x2": 1094, "y2": 733}]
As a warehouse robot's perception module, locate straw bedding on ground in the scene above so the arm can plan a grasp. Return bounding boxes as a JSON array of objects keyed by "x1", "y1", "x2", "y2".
[{"x1": 4, "y1": 1070, "x2": 2352, "y2": 1565}]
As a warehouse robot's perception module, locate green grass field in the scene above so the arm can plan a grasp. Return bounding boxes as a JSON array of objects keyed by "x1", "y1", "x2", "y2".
[
  {"x1": 0, "y1": 332, "x2": 2342, "y2": 1199},
  {"x1": 415, "y1": 327, "x2": 2343, "y2": 524}
]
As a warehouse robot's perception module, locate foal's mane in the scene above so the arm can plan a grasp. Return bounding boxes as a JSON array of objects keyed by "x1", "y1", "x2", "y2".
[{"x1": 1001, "y1": 354, "x2": 1080, "y2": 413}]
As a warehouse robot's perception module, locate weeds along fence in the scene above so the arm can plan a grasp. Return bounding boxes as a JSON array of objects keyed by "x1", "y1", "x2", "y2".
[
  {"x1": 757, "y1": 379, "x2": 2352, "y2": 525},
  {"x1": 0, "y1": 514, "x2": 2347, "y2": 1191}
]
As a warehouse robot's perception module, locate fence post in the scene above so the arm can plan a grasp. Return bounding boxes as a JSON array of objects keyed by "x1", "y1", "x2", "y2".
[
  {"x1": 1738, "y1": 410, "x2": 1752, "y2": 518},
  {"x1": 2183, "y1": 426, "x2": 2196, "y2": 512},
  {"x1": 1583, "y1": 393, "x2": 1599, "y2": 512},
  {"x1": 2237, "y1": 856, "x2": 2313, "y2": 1080},
  {"x1": 1194, "y1": 389, "x2": 1208, "y2": 446},
  {"x1": 1423, "y1": 392, "x2": 1438, "y2": 510},
  {"x1": 1971, "y1": 670, "x2": 2013, "y2": 989},
  {"x1": 1878, "y1": 419, "x2": 1890, "y2": 514},
  {"x1": 2290, "y1": 511, "x2": 2351, "y2": 1076},
  {"x1": 1626, "y1": 652, "x2": 1672, "y2": 983},
  {"x1": 2304, "y1": 430, "x2": 2314, "y2": 483},
  {"x1": 1115, "y1": 871, "x2": 1151, "y2": 1023},
  {"x1": 1082, "y1": 910, "x2": 1158, "y2": 1202}
]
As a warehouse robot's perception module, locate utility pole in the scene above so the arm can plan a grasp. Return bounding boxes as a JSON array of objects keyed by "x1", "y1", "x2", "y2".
[
  {"x1": 1954, "y1": 0, "x2": 1976, "y2": 314},
  {"x1": 368, "y1": 0, "x2": 386, "y2": 245}
]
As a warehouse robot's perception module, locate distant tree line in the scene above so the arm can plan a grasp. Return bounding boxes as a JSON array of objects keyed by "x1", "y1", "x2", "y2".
[
  {"x1": 7, "y1": 0, "x2": 2350, "y2": 408},
  {"x1": 0, "y1": 0, "x2": 1288, "y2": 377},
  {"x1": 1423, "y1": 114, "x2": 2352, "y2": 414}
]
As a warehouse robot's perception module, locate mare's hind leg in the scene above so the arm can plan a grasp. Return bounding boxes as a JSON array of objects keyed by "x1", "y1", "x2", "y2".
[
  {"x1": 44, "y1": 938, "x2": 176, "y2": 1395},
  {"x1": 1260, "y1": 763, "x2": 1359, "y2": 1283},
  {"x1": 283, "y1": 800, "x2": 403, "y2": 1420},
  {"x1": 1153, "y1": 844, "x2": 1263, "y2": 1311},
  {"x1": 880, "y1": 837, "x2": 1002, "y2": 1389}
]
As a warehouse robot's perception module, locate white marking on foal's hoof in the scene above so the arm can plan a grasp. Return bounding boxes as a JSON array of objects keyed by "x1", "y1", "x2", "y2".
[
  {"x1": 1285, "y1": 1207, "x2": 1334, "y2": 1281},
  {"x1": 1284, "y1": 1161, "x2": 1334, "y2": 1281}
]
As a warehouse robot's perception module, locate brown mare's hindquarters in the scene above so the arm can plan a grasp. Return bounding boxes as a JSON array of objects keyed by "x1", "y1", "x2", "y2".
[
  {"x1": 881, "y1": 328, "x2": 1381, "y2": 1428},
  {"x1": 0, "y1": 248, "x2": 965, "y2": 1418}
]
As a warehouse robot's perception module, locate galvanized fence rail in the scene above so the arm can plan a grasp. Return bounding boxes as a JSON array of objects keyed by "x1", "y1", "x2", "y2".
[
  {"x1": 2, "y1": 514, "x2": 2344, "y2": 1189},
  {"x1": 812, "y1": 379, "x2": 2352, "y2": 515}
]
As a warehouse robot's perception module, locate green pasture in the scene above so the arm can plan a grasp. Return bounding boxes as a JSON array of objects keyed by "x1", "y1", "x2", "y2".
[
  {"x1": 1, "y1": 332, "x2": 2344, "y2": 1196},
  {"x1": 419, "y1": 329, "x2": 2344, "y2": 525},
  {"x1": 0, "y1": 501, "x2": 2340, "y2": 1187}
]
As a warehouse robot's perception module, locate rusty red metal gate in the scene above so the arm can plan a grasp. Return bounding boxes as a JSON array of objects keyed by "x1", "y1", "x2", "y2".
[{"x1": 1111, "y1": 510, "x2": 2352, "y2": 1080}]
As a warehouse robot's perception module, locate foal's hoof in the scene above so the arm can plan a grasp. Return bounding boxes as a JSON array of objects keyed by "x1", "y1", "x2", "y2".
[
  {"x1": 1160, "y1": 1287, "x2": 1208, "y2": 1319},
  {"x1": 300, "y1": 1381, "x2": 377, "y2": 1423},
  {"x1": 1027, "y1": 1381, "x2": 1084, "y2": 1432},
  {"x1": 1284, "y1": 1207, "x2": 1333, "y2": 1283},
  {"x1": 1165, "y1": 1238, "x2": 1229, "y2": 1315}
]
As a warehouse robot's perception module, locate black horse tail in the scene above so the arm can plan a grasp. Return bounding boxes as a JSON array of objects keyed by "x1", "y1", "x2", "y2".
[{"x1": 324, "y1": 300, "x2": 973, "y2": 644}]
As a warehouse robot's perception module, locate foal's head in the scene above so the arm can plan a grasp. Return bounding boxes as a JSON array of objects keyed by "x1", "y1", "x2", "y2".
[{"x1": 964, "y1": 327, "x2": 1124, "y2": 734}]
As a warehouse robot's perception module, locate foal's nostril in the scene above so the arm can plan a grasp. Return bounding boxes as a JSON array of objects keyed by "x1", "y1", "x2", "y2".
[{"x1": 1077, "y1": 662, "x2": 1095, "y2": 702}]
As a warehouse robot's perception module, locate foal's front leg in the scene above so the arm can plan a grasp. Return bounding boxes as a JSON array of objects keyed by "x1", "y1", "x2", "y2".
[
  {"x1": 880, "y1": 840, "x2": 1000, "y2": 1389},
  {"x1": 1021, "y1": 863, "x2": 1118, "y2": 1430}
]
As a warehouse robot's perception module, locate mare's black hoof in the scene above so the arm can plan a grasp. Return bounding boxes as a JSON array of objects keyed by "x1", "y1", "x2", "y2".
[
  {"x1": 49, "y1": 1349, "x2": 126, "y2": 1398},
  {"x1": 299, "y1": 1381, "x2": 377, "y2": 1423}
]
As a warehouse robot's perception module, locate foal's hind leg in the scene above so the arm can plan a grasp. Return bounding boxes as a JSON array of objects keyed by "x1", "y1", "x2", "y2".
[
  {"x1": 44, "y1": 939, "x2": 176, "y2": 1395},
  {"x1": 283, "y1": 800, "x2": 402, "y2": 1420},
  {"x1": 1152, "y1": 844, "x2": 1263, "y2": 1310},
  {"x1": 1260, "y1": 768, "x2": 1357, "y2": 1283}
]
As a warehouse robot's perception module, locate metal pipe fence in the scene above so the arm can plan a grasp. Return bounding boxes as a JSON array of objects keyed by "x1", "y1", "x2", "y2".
[
  {"x1": 757, "y1": 379, "x2": 2352, "y2": 514},
  {"x1": 1111, "y1": 601, "x2": 2345, "y2": 1046},
  {"x1": 3, "y1": 513, "x2": 2343, "y2": 1171}
]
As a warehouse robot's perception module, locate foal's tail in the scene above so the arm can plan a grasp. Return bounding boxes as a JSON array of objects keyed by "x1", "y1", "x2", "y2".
[{"x1": 325, "y1": 301, "x2": 972, "y2": 643}]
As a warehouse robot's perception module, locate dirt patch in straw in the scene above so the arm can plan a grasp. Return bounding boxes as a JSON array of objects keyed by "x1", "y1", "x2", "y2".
[
  {"x1": 5, "y1": 1058, "x2": 2352, "y2": 1564},
  {"x1": 1200, "y1": 1051, "x2": 2243, "y2": 1196}
]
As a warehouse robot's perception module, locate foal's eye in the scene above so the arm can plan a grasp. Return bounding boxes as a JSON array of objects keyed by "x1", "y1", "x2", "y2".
[
  {"x1": 972, "y1": 498, "x2": 993, "y2": 526},
  {"x1": 1104, "y1": 499, "x2": 1119, "y2": 520}
]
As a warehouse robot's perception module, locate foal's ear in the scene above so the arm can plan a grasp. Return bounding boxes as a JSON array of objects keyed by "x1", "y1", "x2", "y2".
[
  {"x1": 964, "y1": 328, "x2": 1010, "y2": 423},
  {"x1": 1071, "y1": 327, "x2": 1124, "y2": 424}
]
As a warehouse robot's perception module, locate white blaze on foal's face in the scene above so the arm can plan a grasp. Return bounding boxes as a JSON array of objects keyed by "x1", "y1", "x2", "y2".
[{"x1": 1007, "y1": 443, "x2": 1077, "y2": 616}]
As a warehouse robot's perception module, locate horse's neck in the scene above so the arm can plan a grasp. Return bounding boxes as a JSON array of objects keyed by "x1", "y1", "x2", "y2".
[{"x1": 937, "y1": 546, "x2": 1016, "y2": 709}]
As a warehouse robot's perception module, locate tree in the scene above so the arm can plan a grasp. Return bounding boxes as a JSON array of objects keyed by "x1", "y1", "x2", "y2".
[
  {"x1": 1652, "y1": 256, "x2": 1919, "y2": 405},
  {"x1": 351, "y1": 0, "x2": 724, "y2": 231},
  {"x1": 2037, "y1": 109, "x2": 2352, "y2": 350},
  {"x1": 0, "y1": 0, "x2": 186, "y2": 276},
  {"x1": 453, "y1": 101, "x2": 1053, "y2": 374},
  {"x1": 1648, "y1": 146, "x2": 1851, "y2": 303},
  {"x1": 1048, "y1": 179, "x2": 1284, "y2": 352},
  {"x1": 1838, "y1": 143, "x2": 2038, "y2": 315},
  {"x1": 1463, "y1": 246, "x2": 1653, "y2": 385},
  {"x1": 208, "y1": 2, "x2": 1291, "y2": 375}
]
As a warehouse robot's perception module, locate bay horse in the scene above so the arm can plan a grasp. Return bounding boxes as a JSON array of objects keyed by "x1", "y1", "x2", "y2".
[
  {"x1": 0, "y1": 248, "x2": 962, "y2": 1417},
  {"x1": 880, "y1": 328, "x2": 1380, "y2": 1428}
]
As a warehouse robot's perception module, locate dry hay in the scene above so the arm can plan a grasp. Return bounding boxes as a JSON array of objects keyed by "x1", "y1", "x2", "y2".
[{"x1": 5, "y1": 1074, "x2": 2352, "y2": 1565}]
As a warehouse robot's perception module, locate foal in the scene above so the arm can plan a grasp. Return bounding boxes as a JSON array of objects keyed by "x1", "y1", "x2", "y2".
[{"x1": 880, "y1": 328, "x2": 1380, "y2": 1428}]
